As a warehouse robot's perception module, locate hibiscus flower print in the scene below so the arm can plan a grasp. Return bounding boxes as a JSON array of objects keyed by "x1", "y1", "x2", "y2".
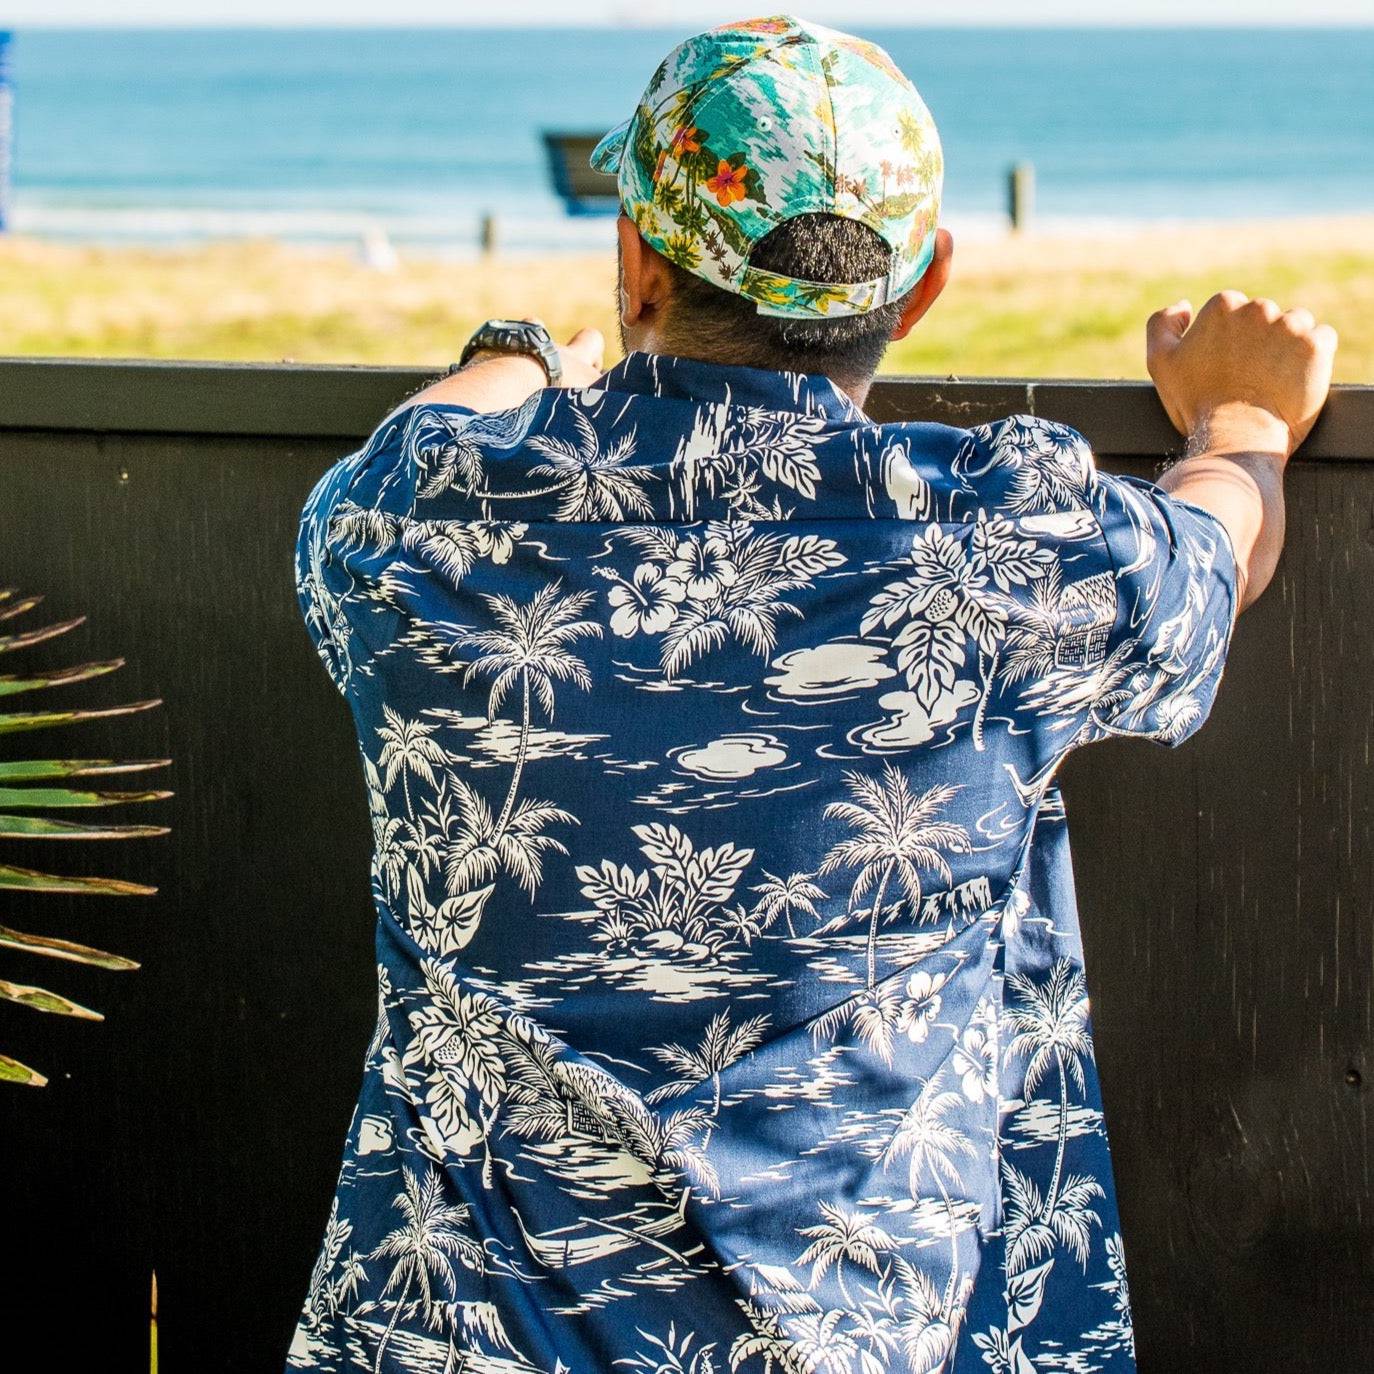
[
  {"x1": 954, "y1": 1020, "x2": 998, "y2": 1103},
  {"x1": 666, "y1": 534, "x2": 739, "y2": 600},
  {"x1": 669, "y1": 124, "x2": 702, "y2": 157},
  {"x1": 706, "y1": 158, "x2": 751, "y2": 207},
  {"x1": 471, "y1": 521, "x2": 526, "y2": 565},
  {"x1": 607, "y1": 563, "x2": 687, "y2": 637},
  {"x1": 897, "y1": 968, "x2": 949, "y2": 1044}
]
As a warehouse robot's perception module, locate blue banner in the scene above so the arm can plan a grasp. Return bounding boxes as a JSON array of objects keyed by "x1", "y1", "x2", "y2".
[{"x1": 0, "y1": 33, "x2": 10, "y2": 233}]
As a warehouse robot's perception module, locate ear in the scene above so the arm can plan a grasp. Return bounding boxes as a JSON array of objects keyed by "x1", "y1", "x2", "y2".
[
  {"x1": 617, "y1": 213, "x2": 674, "y2": 331},
  {"x1": 889, "y1": 226, "x2": 953, "y2": 342}
]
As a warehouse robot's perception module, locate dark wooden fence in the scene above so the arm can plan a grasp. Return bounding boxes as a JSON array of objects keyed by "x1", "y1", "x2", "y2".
[{"x1": 1, "y1": 359, "x2": 1371, "y2": 1372}]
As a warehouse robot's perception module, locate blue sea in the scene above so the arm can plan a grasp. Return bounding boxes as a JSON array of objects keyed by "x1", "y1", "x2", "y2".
[{"x1": 5, "y1": 26, "x2": 1374, "y2": 248}]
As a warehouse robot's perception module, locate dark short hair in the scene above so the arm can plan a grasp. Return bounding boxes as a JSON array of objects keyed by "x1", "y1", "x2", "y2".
[{"x1": 657, "y1": 213, "x2": 915, "y2": 383}]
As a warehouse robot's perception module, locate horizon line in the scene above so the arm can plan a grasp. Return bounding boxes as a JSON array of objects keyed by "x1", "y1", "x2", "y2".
[{"x1": 7, "y1": 19, "x2": 1374, "y2": 30}]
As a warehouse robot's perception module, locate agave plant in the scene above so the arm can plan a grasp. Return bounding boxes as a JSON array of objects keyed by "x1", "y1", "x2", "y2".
[{"x1": 1, "y1": 587, "x2": 170, "y2": 1087}]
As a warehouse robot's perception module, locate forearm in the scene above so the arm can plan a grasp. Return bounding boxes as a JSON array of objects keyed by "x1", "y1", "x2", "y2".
[
  {"x1": 1156, "y1": 402, "x2": 1289, "y2": 615},
  {"x1": 382, "y1": 351, "x2": 549, "y2": 425}
]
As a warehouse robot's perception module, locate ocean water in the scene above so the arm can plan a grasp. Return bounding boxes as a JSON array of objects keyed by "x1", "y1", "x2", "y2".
[{"x1": 4, "y1": 26, "x2": 1373, "y2": 248}]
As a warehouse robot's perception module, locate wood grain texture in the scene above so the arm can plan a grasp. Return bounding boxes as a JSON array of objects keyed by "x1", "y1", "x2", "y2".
[
  {"x1": 0, "y1": 375, "x2": 1367, "y2": 1371},
  {"x1": 1, "y1": 358, "x2": 1370, "y2": 457}
]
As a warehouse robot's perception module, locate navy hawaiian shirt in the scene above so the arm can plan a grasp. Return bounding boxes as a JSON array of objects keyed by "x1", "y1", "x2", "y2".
[{"x1": 288, "y1": 351, "x2": 1236, "y2": 1374}]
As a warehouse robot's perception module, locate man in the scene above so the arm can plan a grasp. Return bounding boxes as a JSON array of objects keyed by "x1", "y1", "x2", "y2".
[{"x1": 288, "y1": 16, "x2": 1334, "y2": 1374}]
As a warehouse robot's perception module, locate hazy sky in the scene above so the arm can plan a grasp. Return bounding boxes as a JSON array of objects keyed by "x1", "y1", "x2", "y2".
[{"x1": 7, "y1": 1, "x2": 1373, "y2": 25}]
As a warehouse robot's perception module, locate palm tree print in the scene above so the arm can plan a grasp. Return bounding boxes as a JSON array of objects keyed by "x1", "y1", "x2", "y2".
[
  {"x1": 598, "y1": 1073, "x2": 720, "y2": 1208},
  {"x1": 750, "y1": 870, "x2": 827, "y2": 937},
  {"x1": 405, "y1": 392, "x2": 543, "y2": 501},
  {"x1": 457, "y1": 580, "x2": 602, "y2": 839},
  {"x1": 524, "y1": 406, "x2": 658, "y2": 520},
  {"x1": 376, "y1": 706, "x2": 448, "y2": 817},
  {"x1": 819, "y1": 766, "x2": 972, "y2": 990},
  {"x1": 999, "y1": 565, "x2": 1067, "y2": 689},
  {"x1": 290, "y1": 343, "x2": 1236, "y2": 1369},
  {"x1": 497, "y1": 1008, "x2": 604, "y2": 1143},
  {"x1": 729, "y1": 1302, "x2": 808, "y2": 1374},
  {"x1": 882, "y1": 1075, "x2": 976, "y2": 1325},
  {"x1": 410, "y1": 398, "x2": 659, "y2": 521},
  {"x1": 796, "y1": 1202, "x2": 898, "y2": 1305},
  {"x1": 368, "y1": 1164, "x2": 484, "y2": 1374},
  {"x1": 328, "y1": 500, "x2": 528, "y2": 586},
  {"x1": 303, "y1": 1198, "x2": 361, "y2": 1329},
  {"x1": 616, "y1": 1321, "x2": 720, "y2": 1374},
  {"x1": 434, "y1": 769, "x2": 575, "y2": 905},
  {"x1": 1003, "y1": 959, "x2": 1103, "y2": 1272},
  {"x1": 1002, "y1": 1161, "x2": 1104, "y2": 1278},
  {"x1": 646, "y1": 1008, "x2": 772, "y2": 1129},
  {"x1": 861, "y1": 519, "x2": 1051, "y2": 748}
]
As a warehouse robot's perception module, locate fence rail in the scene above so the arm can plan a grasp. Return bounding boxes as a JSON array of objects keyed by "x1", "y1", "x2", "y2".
[
  {"x1": 3, "y1": 356, "x2": 1373, "y2": 455},
  {"x1": 1, "y1": 360, "x2": 1370, "y2": 1373}
]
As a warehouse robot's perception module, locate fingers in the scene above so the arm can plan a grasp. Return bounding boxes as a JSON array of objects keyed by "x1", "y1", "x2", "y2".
[
  {"x1": 1281, "y1": 306, "x2": 1316, "y2": 335},
  {"x1": 1147, "y1": 299, "x2": 1193, "y2": 354},
  {"x1": 1312, "y1": 322, "x2": 1339, "y2": 355},
  {"x1": 1146, "y1": 302, "x2": 1193, "y2": 402},
  {"x1": 1242, "y1": 296, "x2": 1283, "y2": 323},
  {"x1": 566, "y1": 327, "x2": 605, "y2": 370},
  {"x1": 1184, "y1": 290, "x2": 1334, "y2": 349},
  {"x1": 1208, "y1": 288, "x2": 1250, "y2": 314}
]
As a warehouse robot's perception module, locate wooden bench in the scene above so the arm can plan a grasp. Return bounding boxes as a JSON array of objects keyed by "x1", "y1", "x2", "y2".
[{"x1": 543, "y1": 130, "x2": 619, "y2": 215}]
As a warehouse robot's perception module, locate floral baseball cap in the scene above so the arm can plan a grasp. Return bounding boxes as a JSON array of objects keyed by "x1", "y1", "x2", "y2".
[{"x1": 590, "y1": 15, "x2": 943, "y2": 320}]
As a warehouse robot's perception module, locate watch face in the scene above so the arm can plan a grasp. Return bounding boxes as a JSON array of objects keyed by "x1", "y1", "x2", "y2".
[{"x1": 463, "y1": 319, "x2": 560, "y2": 385}]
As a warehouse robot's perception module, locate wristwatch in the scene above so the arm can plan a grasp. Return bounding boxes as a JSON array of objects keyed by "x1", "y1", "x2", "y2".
[{"x1": 454, "y1": 318, "x2": 563, "y2": 386}]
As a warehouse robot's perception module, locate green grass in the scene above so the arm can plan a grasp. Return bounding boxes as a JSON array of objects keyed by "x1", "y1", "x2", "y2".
[{"x1": 3, "y1": 217, "x2": 1371, "y2": 381}]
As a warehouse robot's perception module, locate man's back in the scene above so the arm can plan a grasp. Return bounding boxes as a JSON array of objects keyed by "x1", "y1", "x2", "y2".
[{"x1": 288, "y1": 350, "x2": 1234, "y2": 1373}]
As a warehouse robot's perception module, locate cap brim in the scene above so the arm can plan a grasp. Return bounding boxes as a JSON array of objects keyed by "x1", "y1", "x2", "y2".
[{"x1": 589, "y1": 119, "x2": 631, "y2": 175}]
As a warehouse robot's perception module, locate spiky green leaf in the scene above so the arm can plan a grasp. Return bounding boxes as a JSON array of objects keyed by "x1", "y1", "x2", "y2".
[
  {"x1": 0, "y1": 758, "x2": 171, "y2": 783},
  {"x1": 0, "y1": 813, "x2": 170, "y2": 840},
  {"x1": 0, "y1": 863, "x2": 157, "y2": 896},
  {"x1": 0, "y1": 785, "x2": 172, "y2": 809},
  {"x1": 0, "y1": 923, "x2": 138, "y2": 970},
  {"x1": 0, "y1": 616, "x2": 85, "y2": 655},
  {"x1": 0, "y1": 1053, "x2": 47, "y2": 1087},
  {"x1": 0, "y1": 659, "x2": 124, "y2": 697},
  {"x1": 0, "y1": 699, "x2": 162, "y2": 736},
  {"x1": 0, "y1": 978, "x2": 102, "y2": 1019},
  {"x1": 0, "y1": 594, "x2": 43, "y2": 623}
]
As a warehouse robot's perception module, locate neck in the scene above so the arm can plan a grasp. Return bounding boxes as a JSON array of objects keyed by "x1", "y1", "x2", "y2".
[
  {"x1": 627, "y1": 335, "x2": 871, "y2": 408},
  {"x1": 842, "y1": 374, "x2": 874, "y2": 409}
]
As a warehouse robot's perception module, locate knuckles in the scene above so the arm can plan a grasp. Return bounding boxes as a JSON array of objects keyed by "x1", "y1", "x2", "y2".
[{"x1": 1210, "y1": 288, "x2": 1250, "y2": 313}]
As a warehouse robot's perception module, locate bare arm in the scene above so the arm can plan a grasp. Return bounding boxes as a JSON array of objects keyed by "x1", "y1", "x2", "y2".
[
  {"x1": 1156, "y1": 403, "x2": 1289, "y2": 613},
  {"x1": 381, "y1": 327, "x2": 606, "y2": 425},
  {"x1": 1146, "y1": 292, "x2": 1337, "y2": 613}
]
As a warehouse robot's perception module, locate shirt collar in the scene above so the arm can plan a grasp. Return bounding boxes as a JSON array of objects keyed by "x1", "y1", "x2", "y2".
[{"x1": 593, "y1": 349, "x2": 864, "y2": 425}]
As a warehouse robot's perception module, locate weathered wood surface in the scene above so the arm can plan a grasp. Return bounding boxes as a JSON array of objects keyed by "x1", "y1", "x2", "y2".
[{"x1": 0, "y1": 362, "x2": 1369, "y2": 1372}]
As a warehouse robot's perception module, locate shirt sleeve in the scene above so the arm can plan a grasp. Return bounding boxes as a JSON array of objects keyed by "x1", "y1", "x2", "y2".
[
  {"x1": 295, "y1": 445, "x2": 368, "y2": 696},
  {"x1": 293, "y1": 402, "x2": 434, "y2": 696},
  {"x1": 1088, "y1": 468, "x2": 1240, "y2": 747}
]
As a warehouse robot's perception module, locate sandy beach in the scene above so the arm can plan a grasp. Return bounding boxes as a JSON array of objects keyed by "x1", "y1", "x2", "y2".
[{"x1": 3, "y1": 215, "x2": 1371, "y2": 380}]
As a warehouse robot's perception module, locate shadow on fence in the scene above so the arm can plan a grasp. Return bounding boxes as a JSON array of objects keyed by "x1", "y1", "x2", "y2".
[{"x1": 1, "y1": 359, "x2": 1371, "y2": 1372}]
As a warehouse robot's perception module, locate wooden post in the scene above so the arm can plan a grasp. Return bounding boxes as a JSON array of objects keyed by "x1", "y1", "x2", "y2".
[
  {"x1": 479, "y1": 212, "x2": 498, "y2": 257},
  {"x1": 1008, "y1": 161, "x2": 1034, "y2": 233}
]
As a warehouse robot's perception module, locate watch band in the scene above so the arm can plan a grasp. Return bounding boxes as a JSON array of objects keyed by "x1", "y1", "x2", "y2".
[{"x1": 456, "y1": 318, "x2": 563, "y2": 386}]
